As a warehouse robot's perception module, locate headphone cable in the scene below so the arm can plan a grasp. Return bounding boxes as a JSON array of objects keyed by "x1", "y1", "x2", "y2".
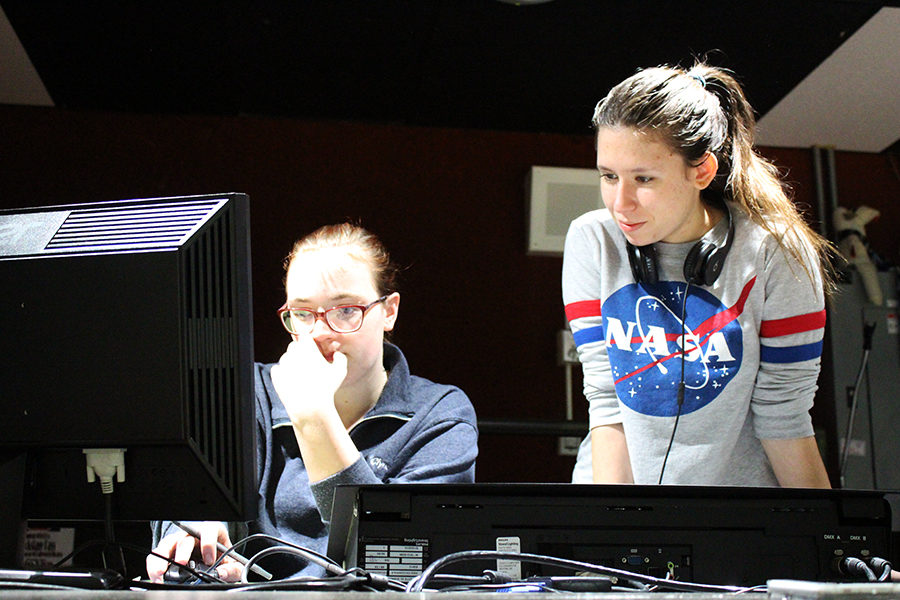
[{"x1": 658, "y1": 281, "x2": 691, "y2": 484}]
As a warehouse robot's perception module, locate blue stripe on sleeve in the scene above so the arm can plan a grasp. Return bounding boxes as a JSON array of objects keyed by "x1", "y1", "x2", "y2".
[
  {"x1": 760, "y1": 340, "x2": 823, "y2": 363},
  {"x1": 573, "y1": 325, "x2": 604, "y2": 347}
]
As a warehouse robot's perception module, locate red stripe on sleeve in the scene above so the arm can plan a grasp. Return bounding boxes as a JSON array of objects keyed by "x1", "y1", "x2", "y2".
[
  {"x1": 760, "y1": 309, "x2": 826, "y2": 338},
  {"x1": 565, "y1": 299, "x2": 602, "y2": 322}
]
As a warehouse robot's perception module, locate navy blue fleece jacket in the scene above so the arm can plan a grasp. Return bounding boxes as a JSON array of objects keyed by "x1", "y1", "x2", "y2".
[{"x1": 154, "y1": 342, "x2": 478, "y2": 578}]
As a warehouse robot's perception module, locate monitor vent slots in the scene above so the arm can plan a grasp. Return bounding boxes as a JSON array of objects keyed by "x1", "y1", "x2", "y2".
[
  {"x1": 46, "y1": 199, "x2": 224, "y2": 251},
  {"x1": 182, "y1": 205, "x2": 243, "y2": 500}
]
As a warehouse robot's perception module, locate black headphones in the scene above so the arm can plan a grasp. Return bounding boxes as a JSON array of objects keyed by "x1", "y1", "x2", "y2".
[{"x1": 627, "y1": 202, "x2": 734, "y2": 286}]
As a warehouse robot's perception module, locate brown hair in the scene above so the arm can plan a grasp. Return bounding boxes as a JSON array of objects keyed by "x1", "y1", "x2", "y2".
[
  {"x1": 285, "y1": 223, "x2": 399, "y2": 296},
  {"x1": 592, "y1": 62, "x2": 835, "y2": 291}
]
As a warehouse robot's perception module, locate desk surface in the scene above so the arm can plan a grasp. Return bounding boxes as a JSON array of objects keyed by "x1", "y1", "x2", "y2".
[
  {"x1": 0, "y1": 592, "x2": 757, "y2": 599},
  {"x1": 4, "y1": 582, "x2": 900, "y2": 599}
]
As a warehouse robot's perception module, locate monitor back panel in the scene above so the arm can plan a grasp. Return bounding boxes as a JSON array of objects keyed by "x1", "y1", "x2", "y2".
[{"x1": 328, "y1": 483, "x2": 891, "y2": 586}]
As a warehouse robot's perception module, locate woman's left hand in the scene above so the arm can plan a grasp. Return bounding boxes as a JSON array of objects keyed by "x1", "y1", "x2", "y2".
[{"x1": 271, "y1": 334, "x2": 348, "y2": 427}]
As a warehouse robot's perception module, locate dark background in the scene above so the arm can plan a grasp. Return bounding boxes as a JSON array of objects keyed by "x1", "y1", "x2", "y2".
[
  {"x1": 1, "y1": 1, "x2": 890, "y2": 136},
  {"x1": 3, "y1": 106, "x2": 900, "y2": 483}
]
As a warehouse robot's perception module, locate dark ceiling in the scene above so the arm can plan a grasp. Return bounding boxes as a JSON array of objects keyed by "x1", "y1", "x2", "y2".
[{"x1": 0, "y1": 1, "x2": 893, "y2": 136}]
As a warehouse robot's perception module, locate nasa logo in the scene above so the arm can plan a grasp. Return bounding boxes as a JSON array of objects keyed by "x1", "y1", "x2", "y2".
[{"x1": 603, "y1": 282, "x2": 744, "y2": 417}]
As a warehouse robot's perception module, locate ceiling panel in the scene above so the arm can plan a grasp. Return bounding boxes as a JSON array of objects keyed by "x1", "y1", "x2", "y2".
[
  {"x1": 0, "y1": 1, "x2": 896, "y2": 151},
  {"x1": 756, "y1": 7, "x2": 900, "y2": 153}
]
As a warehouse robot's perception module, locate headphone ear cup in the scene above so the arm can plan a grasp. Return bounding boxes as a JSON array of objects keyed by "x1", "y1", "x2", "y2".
[
  {"x1": 683, "y1": 203, "x2": 735, "y2": 286},
  {"x1": 684, "y1": 240, "x2": 730, "y2": 286},
  {"x1": 641, "y1": 246, "x2": 659, "y2": 284},
  {"x1": 628, "y1": 243, "x2": 658, "y2": 285},
  {"x1": 683, "y1": 241, "x2": 712, "y2": 285},
  {"x1": 627, "y1": 243, "x2": 643, "y2": 282},
  {"x1": 701, "y1": 246, "x2": 727, "y2": 285}
]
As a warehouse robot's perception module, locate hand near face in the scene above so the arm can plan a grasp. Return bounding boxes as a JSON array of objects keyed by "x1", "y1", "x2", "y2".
[{"x1": 271, "y1": 333, "x2": 348, "y2": 426}]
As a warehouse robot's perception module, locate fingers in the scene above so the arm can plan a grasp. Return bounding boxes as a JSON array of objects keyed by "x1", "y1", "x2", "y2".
[
  {"x1": 284, "y1": 336, "x2": 325, "y2": 364},
  {"x1": 330, "y1": 349, "x2": 348, "y2": 374},
  {"x1": 198, "y1": 522, "x2": 230, "y2": 566},
  {"x1": 146, "y1": 532, "x2": 194, "y2": 583},
  {"x1": 209, "y1": 522, "x2": 244, "y2": 582},
  {"x1": 146, "y1": 542, "x2": 172, "y2": 582},
  {"x1": 283, "y1": 337, "x2": 346, "y2": 373},
  {"x1": 174, "y1": 534, "x2": 199, "y2": 566},
  {"x1": 273, "y1": 340, "x2": 317, "y2": 384},
  {"x1": 145, "y1": 524, "x2": 241, "y2": 584},
  {"x1": 274, "y1": 340, "x2": 346, "y2": 389},
  {"x1": 146, "y1": 555, "x2": 166, "y2": 583},
  {"x1": 215, "y1": 560, "x2": 245, "y2": 582},
  {"x1": 216, "y1": 523, "x2": 233, "y2": 548}
]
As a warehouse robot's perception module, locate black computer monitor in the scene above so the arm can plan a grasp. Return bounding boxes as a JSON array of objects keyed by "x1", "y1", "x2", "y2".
[{"x1": 0, "y1": 193, "x2": 258, "y2": 566}]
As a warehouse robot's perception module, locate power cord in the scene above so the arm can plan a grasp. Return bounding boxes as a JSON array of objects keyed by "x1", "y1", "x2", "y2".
[
  {"x1": 135, "y1": 544, "x2": 405, "y2": 592},
  {"x1": 179, "y1": 532, "x2": 405, "y2": 591},
  {"x1": 39, "y1": 537, "x2": 400, "y2": 592},
  {"x1": 213, "y1": 531, "x2": 344, "y2": 580},
  {"x1": 405, "y1": 549, "x2": 757, "y2": 593}
]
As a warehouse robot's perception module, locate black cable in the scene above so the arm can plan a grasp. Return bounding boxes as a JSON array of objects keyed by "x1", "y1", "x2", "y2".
[
  {"x1": 228, "y1": 572, "x2": 369, "y2": 592},
  {"x1": 838, "y1": 556, "x2": 878, "y2": 582},
  {"x1": 189, "y1": 533, "x2": 406, "y2": 591},
  {"x1": 864, "y1": 358, "x2": 878, "y2": 488},
  {"x1": 131, "y1": 533, "x2": 399, "y2": 591},
  {"x1": 414, "y1": 570, "x2": 531, "y2": 592},
  {"x1": 103, "y1": 494, "x2": 114, "y2": 548},
  {"x1": 132, "y1": 573, "x2": 368, "y2": 592},
  {"x1": 528, "y1": 575, "x2": 615, "y2": 593},
  {"x1": 51, "y1": 538, "x2": 131, "y2": 577},
  {"x1": 406, "y1": 550, "x2": 754, "y2": 593},
  {"x1": 239, "y1": 546, "x2": 330, "y2": 584},
  {"x1": 128, "y1": 553, "x2": 401, "y2": 592},
  {"x1": 659, "y1": 408, "x2": 684, "y2": 484},
  {"x1": 61, "y1": 539, "x2": 381, "y2": 592},
  {"x1": 866, "y1": 557, "x2": 893, "y2": 582},
  {"x1": 436, "y1": 581, "x2": 562, "y2": 593},
  {"x1": 145, "y1": 548, "x2": 226, "y2": 584},
  {"x1": 101, "y1": 494, "x2": 127, "y2": 579},
  {"x1": 223, "y1": 566, "x2": 406, "y2": 593},
  {"x1": 2, "y1": 542, "x2": 176, "y2": 591},
  {"x1": 216, "y1": 532, "x2": 344, "y2": 577},
  {"x1": 840, "y1": 320, "x2": 876, "y2": 486},
  {"x1": 736, "y1": 584, "x2": 770, "y2": 594},
  {"x1": 343, "y1": 567, "x2": 407, "y2": 591},
  {"x1": 659, "y1": 281, "x2": 692, "y2": 484}
]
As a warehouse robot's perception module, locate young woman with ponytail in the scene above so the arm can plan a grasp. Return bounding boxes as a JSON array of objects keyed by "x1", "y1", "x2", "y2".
[{"x1": 563, "y1": 62, "x2": 833, "y2": 488}]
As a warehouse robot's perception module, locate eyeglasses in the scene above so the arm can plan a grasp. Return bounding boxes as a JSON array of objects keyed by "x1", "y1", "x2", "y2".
[{"x1": 278, "y1": 295, "x2": 389, "y2": 335}]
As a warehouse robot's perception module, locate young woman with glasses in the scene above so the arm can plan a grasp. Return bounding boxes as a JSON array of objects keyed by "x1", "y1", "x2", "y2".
[
  {"x1": 148, "y1": 223, "x2": 477, "y2": 582},
  {"x1": 564, "y1": 62, "x2": 834, "y2": 489}
]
